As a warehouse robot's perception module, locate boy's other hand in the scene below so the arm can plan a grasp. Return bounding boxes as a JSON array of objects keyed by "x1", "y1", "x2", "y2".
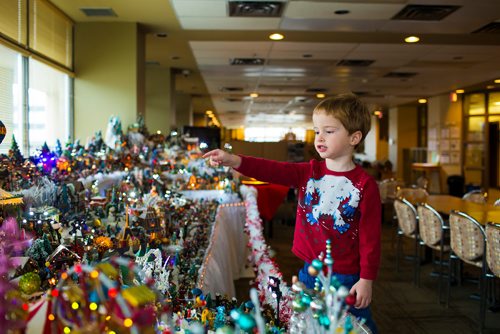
[
  {"x1": 202, "y1": 149, "x2": 242, "y2": 169},
  {"x1": 349, "y1": 278, "x2": 372, "y2": 309}
]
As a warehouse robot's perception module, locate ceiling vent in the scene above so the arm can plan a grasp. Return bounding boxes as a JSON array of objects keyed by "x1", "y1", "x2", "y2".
[
  {"x1": 383, "y1": 72, "x2": 418, "y2": 78},
  {"x1": 220, "y1": 87, "x2": 244, "y2": 92},
  {"x1": 80, "y1": 7, "x2": 117, "y2": 17},
  {"x1": 473, "y1": 21, "x2": 500, "y2": 34},
  {"x1": 224, "y1": 97, "x2": 244, "y2": 102},
  {"x1": 230, "y1": 58, "x2": 265, "y2": 65},
  {"x1": 228, "y1": 1, "x2": 285, "y2": 17},
  {"x1": 392, "y1": 5, "x2": 460, "y2": 21},
  {"x1": 305, "y1": 88, "x2": 327, "y2": 93},
  {"x1": 337, "y1": 59, "x2": 374, "y2": 67}
]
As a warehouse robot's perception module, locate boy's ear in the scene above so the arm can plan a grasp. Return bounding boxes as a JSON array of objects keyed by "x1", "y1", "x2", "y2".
[{"x1": 350, "y1": 130, "x2": 362, "y2": 146}]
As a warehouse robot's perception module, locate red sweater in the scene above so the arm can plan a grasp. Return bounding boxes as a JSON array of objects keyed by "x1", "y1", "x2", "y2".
[{"x1": 236, "y1": 156, "x2": 381, "y2": 280}]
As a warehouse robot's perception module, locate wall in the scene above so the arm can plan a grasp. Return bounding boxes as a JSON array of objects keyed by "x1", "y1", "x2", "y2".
[
  {"x1": 428, "y1": 94, "x2": 463, "y2": 192},
  {"x1": 145, "y1": 66, "x2": 172, "y2": 135},
  {"x1": 229, "y1": 141, "x2": 289, "y2": 161},
  {"x1": 175, "y1": 93, "x2": 193, "y2": 130},
  {"x1": 74, "y1": 22, "x2": 141, "y2": 141},
  {"x1": 389, "y1": 105, "x2": 419, "y2": 182}
]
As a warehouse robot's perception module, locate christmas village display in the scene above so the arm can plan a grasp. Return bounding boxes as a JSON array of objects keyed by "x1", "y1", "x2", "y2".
[{"x1": 0, "y1": 116, "x2": 369, "y2": 333}]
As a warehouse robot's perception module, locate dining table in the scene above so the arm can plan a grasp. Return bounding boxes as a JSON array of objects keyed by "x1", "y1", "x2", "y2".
[{"x1": 405, "y1": 194, "x2": 500, "y2": 225}]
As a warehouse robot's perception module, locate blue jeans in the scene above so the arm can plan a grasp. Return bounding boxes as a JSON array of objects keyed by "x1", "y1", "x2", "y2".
[{"x1": 298, "y1": 263, "x2": 378, "y2": 334}]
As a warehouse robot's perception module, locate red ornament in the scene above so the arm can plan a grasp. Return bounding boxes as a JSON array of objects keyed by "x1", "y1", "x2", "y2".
[
  {"x1": 108, "y1": 288, "x2": 118, "y2": 298},
  {"x1": 51, "y1": 289, "x2": 59, "y2": 298},
  {"x1": 345, "y1": 294, "x2": 356, "y2": 306},
  {"x1": 74, "y1": 264, "x2": 82, "y2": 273}
]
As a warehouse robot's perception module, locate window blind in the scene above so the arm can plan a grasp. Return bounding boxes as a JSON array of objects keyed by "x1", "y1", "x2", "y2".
[
  {"x1": 0, "y1": 0, "x2": 27, "y2": 46},
  {"x1": 29, "y1": 0, "x2": 73, "y2": 70}
]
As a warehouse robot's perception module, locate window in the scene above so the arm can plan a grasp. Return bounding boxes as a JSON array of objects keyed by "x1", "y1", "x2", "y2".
[
  {"x1": 244, "y1": 127, "x2": 306, "y2": 142},
  {"x1": 0, "y1": 44, "x2": 24, "y2": 154},
  {"x1": 28, "y1": 58, "x2": 70, "y2": 154}
]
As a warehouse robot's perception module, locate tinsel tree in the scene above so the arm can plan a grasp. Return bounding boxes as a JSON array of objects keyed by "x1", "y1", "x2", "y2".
[
  {"x1": 0, "y1": 218, "x2": 29, "y2": 330},
  {"x1": 55, "y1": 139, "x2": 63, "y2": 157},
  {"x1": 9, "y1": 135, "x2": 23, "y2": 163},
  {"x1": 25, "y1": 238, "x2": 50, "y2": 267}
]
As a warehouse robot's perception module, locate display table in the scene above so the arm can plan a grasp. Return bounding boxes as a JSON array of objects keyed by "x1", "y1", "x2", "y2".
[
  {"x1": 249, "y1": 183, "x2": 290, "y2": 221},
  {"x1": 197, "y1": 201, "x2": 251, "y2": 297}
]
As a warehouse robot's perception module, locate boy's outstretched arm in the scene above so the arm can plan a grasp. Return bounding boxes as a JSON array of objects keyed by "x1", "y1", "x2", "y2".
[{"x1": 203, "y1": 149, "x2": 242, "y2": 169}]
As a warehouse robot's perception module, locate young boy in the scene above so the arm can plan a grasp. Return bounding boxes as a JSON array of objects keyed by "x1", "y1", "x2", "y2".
[{"x1": 203, "y1": 94, "x2": 381, "y2": 333}]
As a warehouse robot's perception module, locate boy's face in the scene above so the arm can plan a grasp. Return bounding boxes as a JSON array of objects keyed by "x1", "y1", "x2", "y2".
[{"x1": 312, "y1": 111, "x2": 360, "y2": 161}]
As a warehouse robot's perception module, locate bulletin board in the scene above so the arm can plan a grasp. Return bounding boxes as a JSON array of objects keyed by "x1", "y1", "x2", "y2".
[{"x1": 439, "y1": 125, "x2": 460, "y2": 165}]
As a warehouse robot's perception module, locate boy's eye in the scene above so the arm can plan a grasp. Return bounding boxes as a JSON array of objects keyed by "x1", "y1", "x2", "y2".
[
  {"x1": 326, "y1": 130, "x2": 334, "y2": 134},
  {"x1": 314, "y1": 131, "x2": 320, "y2": 135}
]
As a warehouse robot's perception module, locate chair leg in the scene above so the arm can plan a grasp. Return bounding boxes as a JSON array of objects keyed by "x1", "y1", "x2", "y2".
[
  {"x1": 414, "y1": 238, "x2": 420, "y2": 287},
  {"x1": 446, "y1": 254, "x2": 456, "y2": 308},
  {"x1": 438, "y1": 250, "x2": 444, "y2": 304},
  {"x1": 396, "y1": 231, "x2": 402, "y2": 272},
  {"x1": 479, "y1": 267, "x2": 487, "y2": 333}
]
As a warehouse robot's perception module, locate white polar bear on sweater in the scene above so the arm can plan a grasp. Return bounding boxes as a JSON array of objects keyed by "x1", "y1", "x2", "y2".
[{"x1": 304, "y1": 175, "x2": 360, "y2": 233}]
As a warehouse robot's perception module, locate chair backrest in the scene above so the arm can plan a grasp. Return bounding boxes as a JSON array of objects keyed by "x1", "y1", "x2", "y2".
[
  {"x1": 449, "y1": 211, "x2": 486, "y2": 264},
  {"x1": 396, "y1": 187, "x2": 429, "y2": 204},
  {"x1": 415, "y1": 176, "x2": 429, "y2": 190},
  {"x1": 378, "y1": 178, "x2": 400, "y2": 204},
  {"x1": 462, "y1": 190, "x2": 488, "y2": 204},
  {"x1": 485, "y1": 222, "x2": 500, "y2": 278},
  {"x1": 394, "y1": 198, "x2": 418, "y2": 237},
  {"x1": 417, "y1": 203, "x2": 445, "y2": 247}
]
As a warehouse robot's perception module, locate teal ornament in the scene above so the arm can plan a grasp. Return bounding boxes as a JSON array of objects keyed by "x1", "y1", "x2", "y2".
[
  {"x1": 0, "y1": 120, "x2": 5, "y2": 145},
  {"x1": 319, "y1": 314, "x2": 331, "y2": 328},
  {"x1": 300, "y1": 293, "x2": 312, "y2": 306},
  {"x1": 331, "y1": 276, "x2": 342, "y2": 289},
  {"x1": 344, "y1": 315, "x2": 354, "y2": 333},
  {"x1": 237, "y1": 313, "x2": 256, "y2": 332},
  {"x1": 311, "y1": 259, "x2": 323, "y2": 271},
  {"x1": 292, "y1": 298, "x2": 307, "y2": 312}
]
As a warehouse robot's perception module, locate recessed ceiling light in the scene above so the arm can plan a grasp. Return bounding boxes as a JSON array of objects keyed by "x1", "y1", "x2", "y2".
[
  {"x1": 334, "y1": 10, "x2": 350, "y2": 15},
  {"x1": 456, "y1": 89, "x2": 465, "y2": 94},
  {"x1": 250, "y1": 92, "x2": 259, "y2": 98},
  {"x1": 418, "y1": 98, "x2": 427, "y2": 104},
  {"x1": 205, "y1": 110, "x2": 213, "y2": 115},
  {"x1": 405, "y1": 36, "x2": 420, "y2": 43},
  {"x1": 495, "y1": 79, "x2": 500, "y2": 83},
  {"x1": 316, "y1": 93, "x2": 326, "y2": 99},
  {"x1": 269, "y1": 33, "x2": 284, "y2": 41}
]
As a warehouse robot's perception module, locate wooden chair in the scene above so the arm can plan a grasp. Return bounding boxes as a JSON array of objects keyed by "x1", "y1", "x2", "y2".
[
  {"x1": 462, "y1": 190, "x2": 488, "y2": 204},
  {"x1": 378, "y1": 178, "x2": 402, "y2": 224},
  {"x1": 484, "y1": 222, "x2": 500, "y2": 330},
  {"x1": 396, "y1": 187, "x2": 429, "y2": 204},
  {"x1": 447, "y1": 211, "x2": 487, "y2": 332},
  {"x1": 417, "y1": 203, "x2": 450, "y2": 301},
  {"x1": 394, "y1": 198, "x2": 419, "y2": 285}
]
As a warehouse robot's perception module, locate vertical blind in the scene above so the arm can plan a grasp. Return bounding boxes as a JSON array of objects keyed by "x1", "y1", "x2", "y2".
[{"x1": 0, "y1": 0, "x2": 27, "y2": 46}]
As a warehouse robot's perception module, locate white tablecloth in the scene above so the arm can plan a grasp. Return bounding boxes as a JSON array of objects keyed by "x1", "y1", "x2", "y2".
[
  {"x1": 198, "y1": 202, "x2": 252, "y2": 297},
  {"x1": 180, "y1": 190, "x2": 241, "y2": 204}
]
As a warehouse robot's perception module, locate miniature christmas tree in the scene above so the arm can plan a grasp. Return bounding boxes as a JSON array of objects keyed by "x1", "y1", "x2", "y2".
[
  {"x1": 55, "y1": 139, "x2": 63, "y2": 157},
  {"x1": 41, "y1": 142, "x2": 50, "y2": 155},
  {"x1": 9, "y1": 135, "x2": 23, "y2": 163}
]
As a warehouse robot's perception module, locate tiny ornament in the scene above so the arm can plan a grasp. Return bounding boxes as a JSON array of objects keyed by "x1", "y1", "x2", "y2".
[
  {"x1": 0, "y1": 120, "x2": 6, "y2": 144},
  {"x1": 19, "y1": 272, "x2": 41, "y2": 295}
]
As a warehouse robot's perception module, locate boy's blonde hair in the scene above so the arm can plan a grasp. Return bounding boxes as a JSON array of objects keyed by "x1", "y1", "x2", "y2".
[{"x1": 313, "y1": 93, "x2": 371, "y2": 145}]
